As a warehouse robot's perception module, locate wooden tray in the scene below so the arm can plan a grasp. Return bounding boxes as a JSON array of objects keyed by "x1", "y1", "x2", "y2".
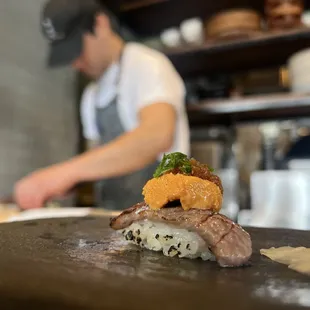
[{"x1": 0, "y1": 217, "x2": 309, "y2": 309}]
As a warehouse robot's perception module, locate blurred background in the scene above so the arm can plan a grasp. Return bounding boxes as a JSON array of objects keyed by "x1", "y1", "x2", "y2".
[{"x1": 2, "y1": 0, "x2": 310, "y2": 229}]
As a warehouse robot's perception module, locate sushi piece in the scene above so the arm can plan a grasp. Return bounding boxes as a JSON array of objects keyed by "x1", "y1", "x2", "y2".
[
  {"x1": 111, "y1": 202, "x2": 252, "y2": 267},
  {"x1": 110, "y1": 152, "x2": 252, "y2": 267}
]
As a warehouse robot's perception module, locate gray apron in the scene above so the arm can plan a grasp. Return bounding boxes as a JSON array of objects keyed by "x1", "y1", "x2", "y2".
[{"x1": 94, "y1": 97, "x2": 159, "y2": 210}]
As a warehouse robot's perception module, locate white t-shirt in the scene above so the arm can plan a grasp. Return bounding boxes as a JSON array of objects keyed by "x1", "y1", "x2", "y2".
[{"x1": 80, "y1": 42, "x2": 190, "y2": 160}]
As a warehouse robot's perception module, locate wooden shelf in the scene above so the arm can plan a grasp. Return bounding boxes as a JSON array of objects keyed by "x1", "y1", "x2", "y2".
[
  {"x1": 165, "y1": 27, "x2": 310, "y2": 77},
  {"x1": 187, "y1": 93, "x2": 310, "y2": 126},
  {"x1": 120, "y1": 0, "x2": 169, "y2": 12},
  {"x1": 117, "y1": 0, "x2": 310, "y2": 34},
  {"x1": 165, "y1": 27, "x2": 310, "y2": 56},
  {"x1": 116, "y1": 0, "x2": 265, "y2": 36}
]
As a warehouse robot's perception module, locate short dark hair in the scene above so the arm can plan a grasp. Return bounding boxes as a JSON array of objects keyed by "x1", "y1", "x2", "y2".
[{"x1": 83, "y1": 2, "x2": 121, "y2": 35}]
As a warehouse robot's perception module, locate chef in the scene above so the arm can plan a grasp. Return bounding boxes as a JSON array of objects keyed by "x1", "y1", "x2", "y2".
[{"x1": 14, "y1": 0, "x2": 190, "y2": 210}]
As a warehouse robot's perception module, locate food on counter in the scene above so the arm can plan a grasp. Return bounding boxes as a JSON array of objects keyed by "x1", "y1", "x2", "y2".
[
  {"x1": 261, "y1": 247, "x2": 310, "y2": 276},
  {"x1": 110, "y1": 152, "x2": 252, "y2": 268}
]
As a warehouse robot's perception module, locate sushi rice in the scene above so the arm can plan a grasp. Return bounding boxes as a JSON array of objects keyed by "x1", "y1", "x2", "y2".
[{"x1": 121, "y1": 220, "x2": 215, "y2": 261}]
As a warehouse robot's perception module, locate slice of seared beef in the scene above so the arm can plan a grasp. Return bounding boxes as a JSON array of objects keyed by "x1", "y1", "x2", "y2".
[{"x1": 110, "y1": 202, "x2": 252, "y2": 267}]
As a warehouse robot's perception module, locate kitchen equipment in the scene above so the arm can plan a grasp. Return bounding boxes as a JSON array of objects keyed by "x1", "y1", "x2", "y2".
[
  {"x1": 302, "y1": 10, "x2": 310, "y2": 26},
  {"x1": 288, "y1": 159, "x2": 310, "y2": 170},
  {"x1": 160, "y1": 27, "x2": 182, "y2": 48},
  {"x1": 191, "y1": 141, "x2": 225, "y2": 169},
  {"x1": 190, "y1": 126, "x2": 235, "y2": 170},
  {"x1": 233, "y1": 67, "x2": 289, "y2": 96},
  {"x1": 288, "y1": 48, "x2": 310, "y2": 93},
  {"x1": 250, "y1": 170, "x2": 310, "y2": 230},
  {"x1": 234, "y1": 120, "x2": 300, "y2": 210},
  {"x1": 0, "y1": 217, "x2": 310, "y2": 309},
  {"x1": 205, "y1": 9, "x2": 262, "y2": 41},
  {"x1": 284, "y1": 134, "x2": 310, "y2": 162},
  {"x1": 265, "y1": 0, "x2": 304, "y2": 30},
  {"x1": 180, "y1": 18, "x2": 204, "y2": 45},
  {"x1": 185, "y1": 75, "x2": 232, "y2": 104},
  {"x1": 259, "y1": 122, "x2": 281, "y2": 170},
  {"x1": 217, "y1": 169, "x2": 239, "y2": 220}
]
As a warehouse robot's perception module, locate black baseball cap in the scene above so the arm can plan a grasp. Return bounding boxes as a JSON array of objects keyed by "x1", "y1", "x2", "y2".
[{"x1": 41, "y1": 0, "x2": 102, "y2": 67}]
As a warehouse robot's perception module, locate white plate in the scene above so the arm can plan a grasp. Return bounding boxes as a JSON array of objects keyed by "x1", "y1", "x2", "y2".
[{"x1": 5, "y1": 208, "x2": 92, "y2": 222}]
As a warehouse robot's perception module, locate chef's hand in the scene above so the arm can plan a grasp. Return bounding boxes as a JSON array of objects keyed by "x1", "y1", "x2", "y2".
[{"x1": 14, "y1": 162, "x2": 78, "y2": 209}]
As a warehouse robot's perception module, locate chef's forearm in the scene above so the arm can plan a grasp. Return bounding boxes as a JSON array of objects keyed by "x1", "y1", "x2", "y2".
[{"x1": 70, "y1": 127, "x2": 172, "y2": 182}]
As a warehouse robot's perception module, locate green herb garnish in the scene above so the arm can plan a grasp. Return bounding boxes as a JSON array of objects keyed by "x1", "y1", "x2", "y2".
[{"x1": 153, "y1": 152, "x2": 192, "y2": 178}]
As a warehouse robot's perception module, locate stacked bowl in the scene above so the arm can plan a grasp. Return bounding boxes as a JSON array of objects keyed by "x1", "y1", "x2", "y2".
[{"x1": 288, "y1": 48, "x2": 310, "y2": 93}]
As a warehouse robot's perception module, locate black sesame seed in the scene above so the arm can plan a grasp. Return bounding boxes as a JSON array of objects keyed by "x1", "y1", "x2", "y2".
[
  {"x1": 126, "y1": 231, "x2": 134, "y2": 241},
  {"x1": 155, "y1": 234, "x2": 159, "y2": 239},
  {"x1": 137, "y1": 237, "x2": 142, "y2": 245},
  {"x1": 186, "y1": 244, "x2": 191, "y2": 250},
  {"x1": 164, "y1": 235, "x2": 173, "y2": 240},
  {"x1": 122, "y1": 230, "x2": 125, "y2": 235},
  {"x1": 177, "y1": 243, "x2": 181, "y2": 248},
  {"x1": 137, "y1": 229, "x2": 140, "y2": 235}
]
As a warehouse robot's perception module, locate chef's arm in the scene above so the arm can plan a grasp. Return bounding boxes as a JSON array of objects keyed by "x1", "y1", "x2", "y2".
[{"x1": 68, "y1": 102, "x2": 176, "y2": 181}]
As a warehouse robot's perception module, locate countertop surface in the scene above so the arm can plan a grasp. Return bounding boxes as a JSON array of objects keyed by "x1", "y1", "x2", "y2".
[{"x1": 0, "y1": 216, "x2": 310, "y2": 309}]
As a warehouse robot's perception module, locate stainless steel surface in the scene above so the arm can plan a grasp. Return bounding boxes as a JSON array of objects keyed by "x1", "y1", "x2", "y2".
[
  {"x1": 191, "y1": 126, "x2": 236, "y2": 170},
  {"x1": 191, "y1": 141, "x2": 225, "y2": 170},
  {"x1": 188, "y1": 93, "x2": 310, "y2": 115},
  {"x1": 217, "y1": 169, "x2": 239, "y2": 221}
]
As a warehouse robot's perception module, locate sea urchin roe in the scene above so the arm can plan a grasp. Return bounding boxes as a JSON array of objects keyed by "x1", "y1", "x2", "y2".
[{"x1": 142, "y1": 173, "x2": 222, "y2": 211}]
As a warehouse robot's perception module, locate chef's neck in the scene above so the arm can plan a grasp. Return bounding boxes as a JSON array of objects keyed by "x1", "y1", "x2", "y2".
[
  {"x1": 109, "y1": 34, "x2": 125, "y2": 65},
  {"x1": 92, "y1": 34, "x2": 125, "y2": 81}
]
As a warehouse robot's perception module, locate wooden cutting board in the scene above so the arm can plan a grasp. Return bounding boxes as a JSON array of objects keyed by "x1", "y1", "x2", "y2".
[{"x1": 0, "y1": 217, "x2": 309, "y2": 309}]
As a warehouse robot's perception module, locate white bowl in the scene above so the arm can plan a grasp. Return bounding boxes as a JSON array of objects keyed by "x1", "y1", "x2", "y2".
[
  {"x1": 160, "y1": 28, "x2": 182, "y2": 48},
  {"x1": 180, "y1": 18, "x2": 204, "y2": 44}
]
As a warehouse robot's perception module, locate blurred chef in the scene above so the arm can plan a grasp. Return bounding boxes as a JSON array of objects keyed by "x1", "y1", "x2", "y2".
[{"x1": 14, "y1": 0, "x2": 189, "y2": 210}]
